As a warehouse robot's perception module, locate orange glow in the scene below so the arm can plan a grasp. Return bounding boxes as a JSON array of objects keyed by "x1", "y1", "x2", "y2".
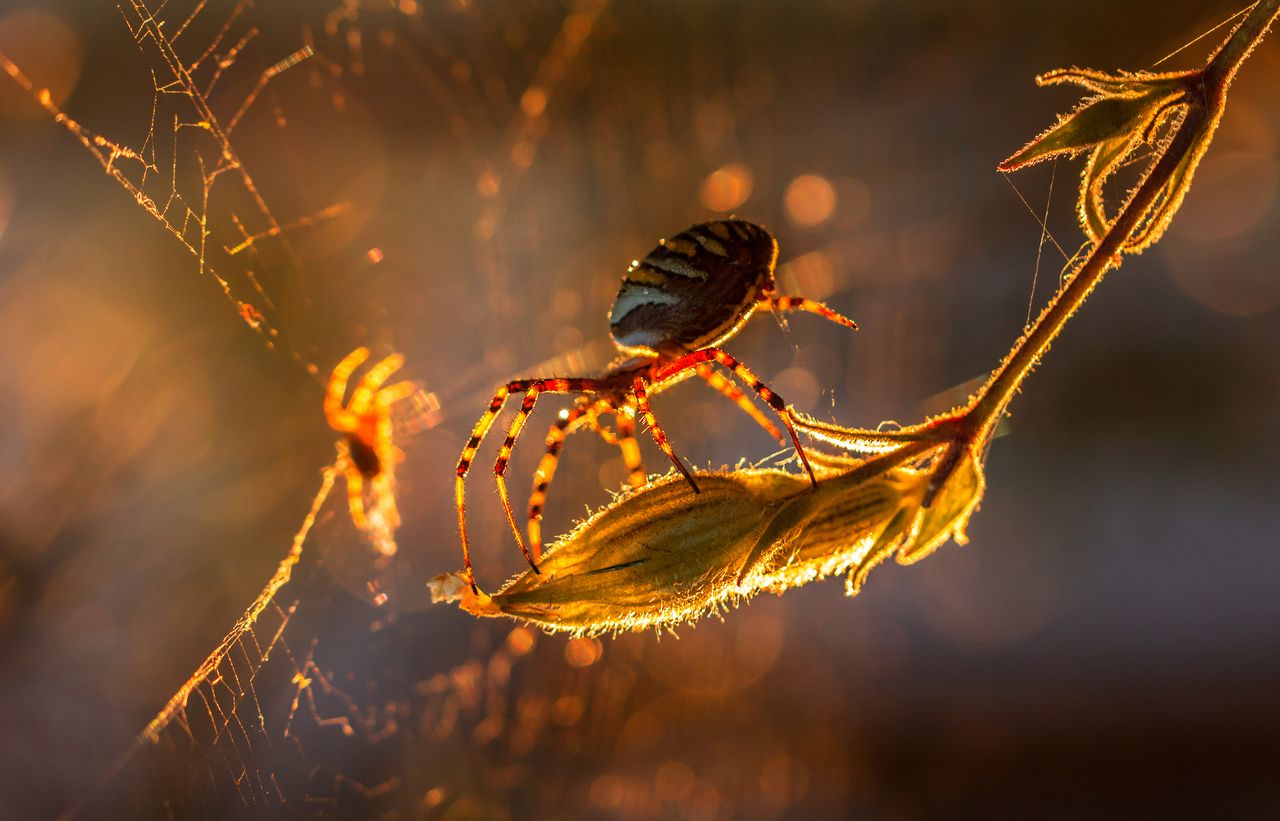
[
  {"x1": 564, "y1": 636, "x2": 603, "y2": 667},
  {"x1": 655, "y1": 761, "x2": 696, "y2": 802},
  {"x1": 777, "y1": 249, "x2": 836, "y2": 301},
  {"x1": 0, "y1": 10, "x2": 82, "y2": 120},
  {"x1": 699, "y1": 164, "x2": 753, "y2": 212},
  {"x1": 510, "y1": 140, "x2": 536, "y2": 168},
  {"x1": 553, "y1": 695, "x2": 585, "y2": 726},
  {"x1": 773, "y1": 367, "x2": 820, "y2": 412},
  {"x1": 476, "y1": 170, "x2": 500, "y2": 197},
  {"x1": 520, "y1": 86, "x2": 548, "y2": 117},
  {"x1": 784, "y1": 174, "x2": 837, "y2": 226},
  {"x1": 505, "y1": 626, "x2": 536, "y2": 656}
]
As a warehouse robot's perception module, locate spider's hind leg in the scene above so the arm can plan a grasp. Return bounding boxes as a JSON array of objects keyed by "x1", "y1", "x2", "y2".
[
  {"x1": 370, "y1": 471, "x2": 401, "y2": 532},
  {"x1": 344, "y1": 465, "x2": 369, "y2": 531}
]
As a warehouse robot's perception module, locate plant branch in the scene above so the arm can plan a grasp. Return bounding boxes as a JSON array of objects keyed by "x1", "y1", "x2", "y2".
[{"x1": 964, "y1": 0, "x2": 1279, "y2": 444}]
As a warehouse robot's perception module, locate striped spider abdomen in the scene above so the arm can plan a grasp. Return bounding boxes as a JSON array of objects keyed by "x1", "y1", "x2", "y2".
[{"x1": 609, "y1": 219, "x2": 778, "y2": 357}]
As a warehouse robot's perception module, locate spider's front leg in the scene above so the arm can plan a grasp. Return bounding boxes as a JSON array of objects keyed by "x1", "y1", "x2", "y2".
[
  {"x1": 350, "y1": 352, "x2": 411, "y2": 416},
  {"x1": 455, "y1": 377, "x2": 604, "y2": 593},
  {"x1": 492, "y1": 386, "x2": 546, "y2": 571},
  {"x1": 761, "y1": 293, "x2": 858, "y2": 331}
]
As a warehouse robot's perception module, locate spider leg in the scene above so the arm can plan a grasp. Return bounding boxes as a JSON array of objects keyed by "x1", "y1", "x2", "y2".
[
  {"x1": 654, "y1": 348, "x2": 818, "y2": 488},
  {"x1": 456, "y1": 377, "x2": 606, "y2": 593},
  {"x1": 370, "y1": 470, "x2": 401, "y2": 530},
  {"x1": 326, "y1": 347, "x2": 370, "y2": 429},
  {"x1": 762, "y1": 294, "x2": 858, "y2": 331},
  {"x1": 375, "y1": 381, "x2": 418, "y2": 408},
  {"x1": 345, "y1": 467, "x2": 370, "y2": 531},
  {"x1": 526, "y1": 398, "x2": 613, "y2": 560},
  {"x1": 614, "y1": 407, "x2": 647, "y2": 489},
  {"x1": 694, "y1": 363, "x2": 784, "y2": 444},
  {"x1": 633, "y1": 377, "x2": 700, "y2": 493},
  {"x1": 349, "y1": 353, "x2": 406, "y2": 416},
  {"x1": 373, "y1": 381, "x2": 416, "y2": 466},
  {"x1": 493, "y1": 387, "x2": 546, "y2": 572}
]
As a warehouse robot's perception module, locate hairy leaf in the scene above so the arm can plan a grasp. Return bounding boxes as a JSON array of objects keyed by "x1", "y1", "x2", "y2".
[
  {"x1": 1000, "y1": 61, "x2": 1231, "y2": 255},
  {"x1": 999, "y1": 92, "x2": 1167, "y2": 172}
]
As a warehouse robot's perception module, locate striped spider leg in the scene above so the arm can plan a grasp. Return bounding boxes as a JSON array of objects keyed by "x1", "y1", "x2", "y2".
[
  {"x1": 523, "y1": 364, "x2": 792, "y2": 560},
  {"x1": 634, "y1": 347, "x2": 818, "y2": 494},
  {"x1": 694, "y1": 363, "x2": 784, "y2": 443},
  {"x1": 525, "y1": 398, "x2": 645, "y2": 561},
  {"x1": 456, "y1": 377, "x2": 614, "y2": 593},
  {"x1": 325, "y1": 347, "x2": 417, "y2": 535},
  {"x1": 761, "y1": 293, "x2": 858, "y2": 332},
  {"x1": 455, "y1": 363, "x2": 809, "y2": 593}
]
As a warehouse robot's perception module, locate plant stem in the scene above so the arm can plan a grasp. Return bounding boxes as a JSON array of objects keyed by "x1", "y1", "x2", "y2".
[
  {"x1": 1205, "y1": 0, "x2": 1280, "y2": 87},
  {"x1": 964, "y1": 0, "x2": 1280, "y2": 444}
]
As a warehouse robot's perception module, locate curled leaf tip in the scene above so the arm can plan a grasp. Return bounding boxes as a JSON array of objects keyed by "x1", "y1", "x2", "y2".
[
  {"x1": 1001, "y1": 58, "x2": 1225, "y2": 254},
  {"x1": 997, "y1": 79, "x2": 1182, "y2": 173}
]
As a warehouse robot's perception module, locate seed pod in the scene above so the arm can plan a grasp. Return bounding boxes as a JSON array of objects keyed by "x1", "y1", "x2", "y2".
[
  {"x1": 461, "y1": 471, "x2": 800, "y2": 633},
  {"x1": 436, "y1": 439, "x2": 980, "y2": 633}
]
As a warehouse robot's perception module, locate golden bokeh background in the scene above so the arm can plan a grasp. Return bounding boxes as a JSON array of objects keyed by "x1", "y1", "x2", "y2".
[{"x1": 1, "y1": 0, "x2": 1278, "y2": 818}]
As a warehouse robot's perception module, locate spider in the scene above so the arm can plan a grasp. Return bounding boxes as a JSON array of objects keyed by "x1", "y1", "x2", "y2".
[
  {"x1": 456, "y1": 219, "x2": 858, "y2": 593},
  {"x1": 325, "y1": 347, "x2": 416, "y2": 538}
]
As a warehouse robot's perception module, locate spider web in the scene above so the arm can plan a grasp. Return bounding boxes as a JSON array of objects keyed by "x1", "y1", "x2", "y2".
[
  {"x1": 1, "y1": 1, "x2": 1056, "y2": 815},
  {"x1": 1, "y1": 2, "x2": 334, "y2": 373},
  {"x1": 9, "y1": 1, "x2": 1257, "y2": 818},
  {"x1": 1, "y1": 0, "x2": 624, "y2": 817}
]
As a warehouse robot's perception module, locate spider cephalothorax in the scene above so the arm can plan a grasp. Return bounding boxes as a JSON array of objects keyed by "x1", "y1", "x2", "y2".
[{"x1": 456, "y1": 219, "x2": 858, "y2": 593}]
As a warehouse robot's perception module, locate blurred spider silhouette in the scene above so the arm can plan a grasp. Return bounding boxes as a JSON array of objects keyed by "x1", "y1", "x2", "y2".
[
  {"x1": 456, "y1": 219, "x2": 858, "y2": 593},
  {"x1": 325, "y1": 347, "x2": 416, "y2": 538}
]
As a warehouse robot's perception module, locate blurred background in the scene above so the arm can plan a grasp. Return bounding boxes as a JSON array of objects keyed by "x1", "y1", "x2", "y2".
[{"x1": 1, "y1": 0, "x2": 1278, "y2": 818}]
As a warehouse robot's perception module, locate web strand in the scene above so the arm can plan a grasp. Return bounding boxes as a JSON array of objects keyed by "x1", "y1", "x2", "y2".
[
  {"x1": 1027, "y1": 159, "x2": 1057, "y2": 328},
  {"x1": 1150, "y1": 3, "x2": 1252, "y2": 67}
]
